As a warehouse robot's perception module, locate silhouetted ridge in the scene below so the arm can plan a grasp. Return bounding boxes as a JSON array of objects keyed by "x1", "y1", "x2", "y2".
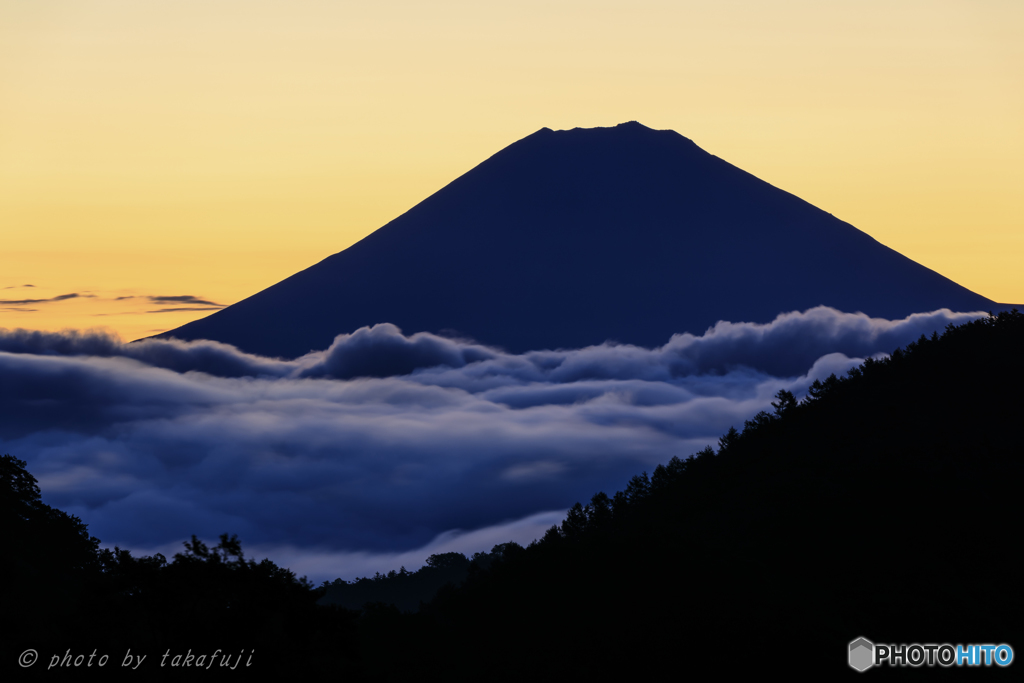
[
  {"x1": 159, "y1": 122, "x2": 997, "y2": 358},
  {"x1": 349, "y1": 310, "x2": 1024, "y2": 679}
]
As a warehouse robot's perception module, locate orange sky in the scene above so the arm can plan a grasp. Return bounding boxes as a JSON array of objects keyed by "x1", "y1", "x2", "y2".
[{"x1": 2, "y1": 0, "x2": 1021, "y2": 343}]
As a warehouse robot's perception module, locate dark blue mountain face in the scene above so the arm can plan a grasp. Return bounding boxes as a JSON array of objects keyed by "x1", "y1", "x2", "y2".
[{"x1": 159, "y1": 122, "x2": 995, "y2": 358}]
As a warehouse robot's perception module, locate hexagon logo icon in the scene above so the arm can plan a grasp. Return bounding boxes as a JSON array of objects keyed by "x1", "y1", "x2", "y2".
[{"x1": 849, "y1": 637, "x2": 874, "y2": 672}]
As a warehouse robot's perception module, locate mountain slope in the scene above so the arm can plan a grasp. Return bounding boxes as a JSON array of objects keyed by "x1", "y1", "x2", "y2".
[
  {"x1": 355, "y1": 310, "x2": 1024, "y2": 679},
  {"x1": 160, "y1": 122, "x2": 996, "y2": 357}
]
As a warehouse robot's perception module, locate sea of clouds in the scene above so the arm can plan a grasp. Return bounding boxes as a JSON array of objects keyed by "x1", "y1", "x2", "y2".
[{"x1": 0, "y1": 307, "x2": 984, "y2": 582}]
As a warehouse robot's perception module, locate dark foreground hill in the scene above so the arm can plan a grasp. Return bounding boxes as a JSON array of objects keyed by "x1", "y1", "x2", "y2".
[
  {"x1": 158, "y1": 122, "x2": 998, "y2": 358},
  {"x1": 5, "y1": 311, "x2": 1021, "y2": 680},
  {"x1": 353, "y1": 310, "x2": 1023, "y2": 679}
]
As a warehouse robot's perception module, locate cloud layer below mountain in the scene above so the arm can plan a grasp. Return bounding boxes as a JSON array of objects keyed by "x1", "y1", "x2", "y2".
[{"x1": 0, "y1": 307, "x2": 984, "y2": 581}]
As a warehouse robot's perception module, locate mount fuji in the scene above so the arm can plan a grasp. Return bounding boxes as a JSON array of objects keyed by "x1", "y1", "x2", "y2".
[{"x1": 158, "y1": 122, "x2": 998, "y2": 357}]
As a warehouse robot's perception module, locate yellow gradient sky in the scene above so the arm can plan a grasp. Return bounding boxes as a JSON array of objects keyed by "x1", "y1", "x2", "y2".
[{"x1": 2, "y1": 0, "x2": 1021, "y2": 343}]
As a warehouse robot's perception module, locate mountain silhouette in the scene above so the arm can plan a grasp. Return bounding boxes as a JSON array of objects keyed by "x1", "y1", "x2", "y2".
[{"x1": 159, "y1": 122, "x2": 998, "y2": 357}]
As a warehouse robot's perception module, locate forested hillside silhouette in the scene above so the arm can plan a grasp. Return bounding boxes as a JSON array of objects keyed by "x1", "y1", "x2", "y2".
[
  {"x1": 4, "y1": 310, "x2": 1021, "y2": 679},
  {"x1": 318, "y1": 546, "x2": 515, "y2": 613},
  {"x1": 1, "y1": 460, "x2": 361, "y2": 679},
  {"x1": 349, "y1": 309, "x2": 1024, "y2": 678}
]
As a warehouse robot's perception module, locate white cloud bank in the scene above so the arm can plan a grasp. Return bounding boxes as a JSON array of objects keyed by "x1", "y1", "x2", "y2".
[{"x1": 0, "y1": 307, "x2": 984, "y2": 581}]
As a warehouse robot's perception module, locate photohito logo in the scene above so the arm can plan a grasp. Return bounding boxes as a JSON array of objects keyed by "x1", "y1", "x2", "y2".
[
  {"x1": 849, "y1": 638, "x2": 874, "y2": 672},
  {"x1": 848, "y1": 637, "x2": 1014, "y2": 671}
]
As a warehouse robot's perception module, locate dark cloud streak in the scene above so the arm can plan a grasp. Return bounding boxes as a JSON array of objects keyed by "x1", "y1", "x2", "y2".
[
  {"x1": 0, "y1": 292, "x2": 84, "y2": 305},
  {"x1": 146, "y1": 307, "x2": 225, "y2": 313},
  {"x1": 148, "y1": 295, "x2": 224, "y2": 307}
]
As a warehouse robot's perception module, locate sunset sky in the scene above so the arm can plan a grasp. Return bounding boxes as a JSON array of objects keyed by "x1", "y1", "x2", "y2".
[{"x1": 2, "y1": 0, "x2": 1021, "y2": 342}]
